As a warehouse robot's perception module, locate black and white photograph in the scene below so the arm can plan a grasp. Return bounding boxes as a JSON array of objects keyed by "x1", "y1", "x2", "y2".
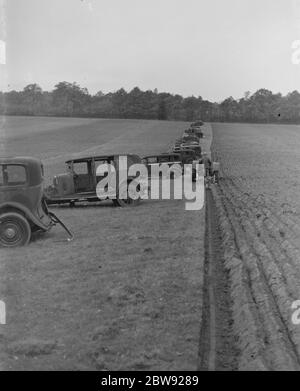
[{"x1": 0, "y1": 0, "x2": 300, "y2": 377}]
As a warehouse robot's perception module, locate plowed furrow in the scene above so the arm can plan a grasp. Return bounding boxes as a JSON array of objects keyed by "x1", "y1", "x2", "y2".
[{"x1": 217, "y1": 185, "x2": 300, "y2": 369}]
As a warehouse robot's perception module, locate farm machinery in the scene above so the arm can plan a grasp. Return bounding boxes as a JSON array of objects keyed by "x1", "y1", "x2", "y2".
[{"x1": 202, "y1": 154, "x2": 220, "y2": 186}]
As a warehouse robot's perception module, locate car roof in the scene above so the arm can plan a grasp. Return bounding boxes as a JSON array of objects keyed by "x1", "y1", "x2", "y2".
[
  {"x1": 0, "y1": 156, "x2": 43, "y2": 186},
  {"x1": 143, "y1": 153, "x2": 180, "y2": 158},
  {"x1": 0, "y1": 156, "x2": 42, "y2": 166},
  {"x1": 66, "y1": 154, "x2": 140, "y2": 164}
]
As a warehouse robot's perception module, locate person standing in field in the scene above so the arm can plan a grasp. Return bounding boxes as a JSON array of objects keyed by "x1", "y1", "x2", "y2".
[{"x1": 202, "y1": 152, "x2": 212, "y2": 177}]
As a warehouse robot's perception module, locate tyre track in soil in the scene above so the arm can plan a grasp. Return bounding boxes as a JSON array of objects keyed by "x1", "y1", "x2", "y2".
[{"x1": 197, "y1": 187, "x2": 239, "y2": 371}]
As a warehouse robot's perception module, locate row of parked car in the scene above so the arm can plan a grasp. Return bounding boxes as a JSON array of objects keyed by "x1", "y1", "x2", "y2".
[
  {"x1": 142, "y1": 120, "x2": 204, "y2": 180},
  {"x1": 0, "y1": 120, "x2": 210, "y2": 247},
  {"x1": 47, "y1": 121, "x2": 206, "y2": 209}
]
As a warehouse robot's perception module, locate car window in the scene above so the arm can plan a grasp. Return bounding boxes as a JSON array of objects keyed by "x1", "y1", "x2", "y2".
[
  {"x1": 95, "y1": 160, "x2": 109, "y2": 169},
  {"x1": 147, "y1": 157, "x2": 157, "y2": 164},
  {"x1": 5, "y1": 165, "x2": 27, "y2": 185},
  {"x1": 73, "y1": 162, "x2": 88, "y2": 175},
  {"x1": 159, "y1": 156, "x2": 170, "y2": 163},
  {"x1": 95, "y1": 160, "x2": 111, "y2": 176}
]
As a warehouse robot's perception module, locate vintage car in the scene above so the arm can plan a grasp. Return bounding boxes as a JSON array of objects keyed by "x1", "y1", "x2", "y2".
[
  {"x1": 191, "y1": 120, "x2": 204, "y2": 127},
  {"x1": 45, "y1": 154, "x2": 142, "y2": 207},
  {"x1": 173, "y1": 144, "x2": 202, "y2": 159},
  {"x1": 141, "y1": 153, "x2": 183, "y2": 179},
  {"x1": 182, "y1": 141, "x2": 200, "y2": 146},
  {"x1": 184, "y1": 127, "x2": 203, "y2": 138},
  {"x1": 181, "y1": 134, "x2": 200, "y2": 143},
  {"x1": 0, "y1": 157, "x2": 72, "y2": 247},
  {"x1": 180, "y1": 142, "x2": 202, "y2": 156},
  {"x1": 143, "y1": 152, "x2": 202, "y2": 181}
]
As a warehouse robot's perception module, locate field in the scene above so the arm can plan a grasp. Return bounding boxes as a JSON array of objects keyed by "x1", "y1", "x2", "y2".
[
  {"x1": 1, "y1": 116, "x2": 195, "y2": 185},
  {"x1": 210, "y1": 123, "x2": 300, "y2": 370},
  {"x1": 2, "y1": 117, "x2": 300, "y2": 371},
  {"x1": 0, "y1": 116, "x2": 206, "y2": 370}
]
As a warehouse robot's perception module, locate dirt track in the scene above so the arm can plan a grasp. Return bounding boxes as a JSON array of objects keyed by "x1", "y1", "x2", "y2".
[
  {"x1": 198, "y1": 189, "x2": 238, "y2": 370},
  {"x1": 198, "y1": 124, "x2": 238, "y2": 370},
  {"x1": 204, "y1": 123, "x2": 300, "y2": 370}
]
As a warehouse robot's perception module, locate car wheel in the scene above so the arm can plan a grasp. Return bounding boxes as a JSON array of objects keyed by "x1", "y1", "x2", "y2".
[
  {"x1": 113, "y1": 197, "x2": 140, "y2": 207},
  {"x1": 113, "y1": 181, "x2": 141, "y2": 207},
  {"x1": 0, "y1": 212, "x2": 31, "y2": 247}
]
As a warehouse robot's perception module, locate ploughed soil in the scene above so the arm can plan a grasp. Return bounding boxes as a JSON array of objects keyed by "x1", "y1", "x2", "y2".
[{"x1": 209, "y1": 123, "x2": 300, "y2": 370}]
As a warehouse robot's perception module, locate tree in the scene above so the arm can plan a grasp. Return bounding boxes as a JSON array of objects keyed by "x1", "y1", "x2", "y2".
[
  {"x1": 52, "y1": 82, "x2": 90, "y2": 116},
  {"x1": 183, "y1": 96, "x2": 201, "y2": 121},
  {"x1": 23, "y1": 84, "x2": 43, "y2": 115},
  {"x1": 1, "y1": 82, "x2": 300, "y2": 124},
  {"x1": 111, "y1": 88, "x2": 128, "y2": 117},
  {"x1": 158, "y1": 99, "x2": 167, "y2": 120},
  {"x1": 278, "y1": 91, "x2": 300, "y2": 123},
  {"x1": 220, "y1": 96, "x2": 240, "y2": 122}
]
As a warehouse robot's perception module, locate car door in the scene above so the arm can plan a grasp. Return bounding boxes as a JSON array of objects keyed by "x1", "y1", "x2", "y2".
[{"x1": 73, "y1": 160, "x2": 94, "y2": 193}]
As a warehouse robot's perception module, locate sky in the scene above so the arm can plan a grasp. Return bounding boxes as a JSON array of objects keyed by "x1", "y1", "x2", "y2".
[{"x1": 0, "y1": 0, "x2": 300, "y2": 101}]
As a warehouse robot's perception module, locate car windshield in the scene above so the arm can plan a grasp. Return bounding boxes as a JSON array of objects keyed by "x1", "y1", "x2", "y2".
[
  {"x1": 73, "y1": 162, "x2": 89, "y2": 175},
  {"x1": 147, "y1": 157, "x2": 157, "y2": 164},
  {"x1": 159, "y1": 156, "x2": 171, "y2": 163},
  {"x1": 0, "y1": 164, "x2": 27, "y2": 186}
]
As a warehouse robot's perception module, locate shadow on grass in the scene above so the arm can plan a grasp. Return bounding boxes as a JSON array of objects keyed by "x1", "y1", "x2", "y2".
[{"x1": 47, "y1": 198, "x2": 180, "y2": 210}]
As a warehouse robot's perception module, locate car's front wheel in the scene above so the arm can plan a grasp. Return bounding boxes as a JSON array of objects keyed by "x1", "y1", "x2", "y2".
[{"x1": 0, "y1": 212, "x2": 31, "y2": 247}]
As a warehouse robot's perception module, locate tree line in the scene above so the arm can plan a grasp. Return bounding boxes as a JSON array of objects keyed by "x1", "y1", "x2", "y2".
[{"x1": 1, "y1": 82, "x2": 300, "y2": 123}]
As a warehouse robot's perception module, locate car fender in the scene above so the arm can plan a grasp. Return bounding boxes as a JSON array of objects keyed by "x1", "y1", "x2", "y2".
[{"x1": 0, "y1": 201, "x2": 51, "y2": 231}]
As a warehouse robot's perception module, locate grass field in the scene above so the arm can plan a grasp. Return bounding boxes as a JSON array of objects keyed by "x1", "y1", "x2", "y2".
[
  {"x1": 2, "y1": 116, "x2": 197, "y2": 185},
  {"x1": 0, "y1": 116, "x2": 206, "y2": 370}
]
